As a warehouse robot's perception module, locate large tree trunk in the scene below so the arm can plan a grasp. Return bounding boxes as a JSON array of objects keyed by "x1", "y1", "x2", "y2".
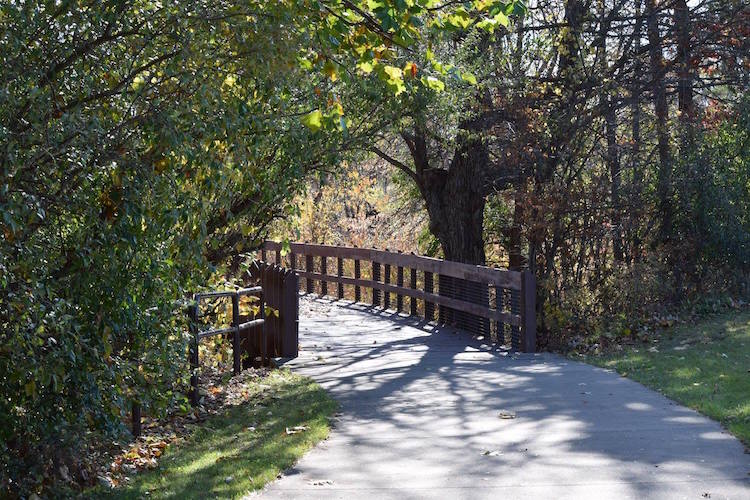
[
  {"x1": 646, "y1": 0, "x2": 674, "y2": 245},
  {"x1": 675, "y1": 0, "x2": 695, "y2": 147},
  {"x1": 630, "y1": 0, "x2": 644, "y2": 262},
  {"x1": 599, "y1": 1, "x2": 623, "y2": 261}
]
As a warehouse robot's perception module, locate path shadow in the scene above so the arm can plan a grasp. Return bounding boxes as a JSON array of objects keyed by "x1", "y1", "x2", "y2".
[{"x1": 271, "y1": 296, "x2": 750, "y2": 499}]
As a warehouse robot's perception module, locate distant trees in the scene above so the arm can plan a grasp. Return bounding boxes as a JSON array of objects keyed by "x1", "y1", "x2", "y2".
[{"x1": 358, "y1": 0, "x2": 749, "y2": 341}]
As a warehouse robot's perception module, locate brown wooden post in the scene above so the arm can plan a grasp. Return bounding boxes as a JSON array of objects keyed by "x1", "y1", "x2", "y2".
[
  {"x1": 289, "y1": 252, "x2": 296, "y2": 272},
  {"x1": 495, "y1": 285, "x2": 504, "y2": 345},
  {"x1": 337, "y1": 257, "x2": 344, "y2": 299},
  {"x1": 305, "y1": 254, "x2": 314, "y2": 294},
  {"x1": 383, "y1": 261, "x2": 391, "y2": 310},
  {"x1": 424, "y1": 272, "x2": 434, "y2": 321},
  {"x1": 521, "y1": 270, "x2": 537, "y2": 353},
  {"x1": 132, "y1": 401, "x2": 141, "y2": 438},
  {"x1": 410, "y1": 267, "x2": 418, "y2": 316},
  {"x1": 354, "y1": 259, "x2": 361, "y2": 302},
  {"x1": 275, "y1": 249, "x2": 281, "y2": 265},
  {"x1": 232, "y1": 292, "x2": 241, "y2": 375},
  {"x1": 396, "y1": 263, "x2": 404, "y2": 313},
  {"x1": 372, "y1": 259, "x2": 381, "y2": 306},
  {"x1": 188, "y1": 301, "x2": 199, "y2": 406},
  {"x1": 261, "y1": 248, "x2": 267, "y2": 262},
  {"x1": 320, "y1": 256, "x2": 328, "y2": 296},
  {"x1": 280, "y1": 270, "x2": 299, "y2": 357},
  {"x1": 259, "y1": 289, "x2": 267, "y2": 366}
]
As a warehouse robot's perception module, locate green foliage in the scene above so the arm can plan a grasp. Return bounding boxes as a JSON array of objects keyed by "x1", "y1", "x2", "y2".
[{"x1": 0, "y1": 0, "x2": 524, "y2": 494}]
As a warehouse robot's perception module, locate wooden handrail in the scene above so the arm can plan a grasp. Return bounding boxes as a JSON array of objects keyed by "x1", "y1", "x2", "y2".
[
  {"x1": 259, "y1": 241, "x2": 536, "y2": 352},
  {"x1": 262, "y1": 241, "x2": 522, "y2": 289}
]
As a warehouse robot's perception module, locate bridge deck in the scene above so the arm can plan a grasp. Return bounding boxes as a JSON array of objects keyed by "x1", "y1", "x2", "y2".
[{"x1": 256, "y1": 297, "x2": 749, "y2": 499}]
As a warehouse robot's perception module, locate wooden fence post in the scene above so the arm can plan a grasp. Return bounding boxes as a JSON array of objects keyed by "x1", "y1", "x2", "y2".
[
  {"x1": 372, "y1": 259, "x2": 381, "y2": 306},
  {"x1": 354, "y1": 259, "x2": 361, "y2": 302},
  {"x1": 396, "y1": 257, "x2": 404, "y2": 313},
  {"x1": 232, "y1": 293, "x2": 241, "y2": 375},
  {"x1": 188, "y1": 302, "x2": 199, "y2": 406},
  {"x1": 305, "y1": 254, "x2": 314, "y2": 294},
  {"x1": 320, "y1": 256, "x2": 328, "y2": 296},
  {"x1": 410, "y1": 267, "x2": 417, "y2": 316},
  {"x1": 521, "y1": 270, "x2": 537, "y2": 353},
  {"x1": 132, "y1": 401, "x2": 141, "y2": 437},
  {"x1": 383, "y1": 261, "x2": 391, "y2": 309},
  {"x1": 280, "y1": 270, "x2": 299, "y2": 357},
  {"x1": 424, "y1": 271, "x2": 434, "y2": 321},
  {"x1": 337, "y1": 257, "x2": 344, "y2": 299}
]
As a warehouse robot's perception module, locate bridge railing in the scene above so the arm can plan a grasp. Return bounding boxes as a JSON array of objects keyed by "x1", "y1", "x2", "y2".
[{"x1": 259, "y1": 241, "x2": 536, "y2": 352}]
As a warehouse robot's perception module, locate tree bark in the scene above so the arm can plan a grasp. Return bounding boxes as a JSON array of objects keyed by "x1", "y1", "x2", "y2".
[
  {"x1": 646, "y1": 0, "x2": 674, "y2": 245},
  {"x1": 599, "y1": 0, "x2": 623, "y2": 261},
  {"x1": 630, "y1": 0, "x2": 644, "y2": 261}
]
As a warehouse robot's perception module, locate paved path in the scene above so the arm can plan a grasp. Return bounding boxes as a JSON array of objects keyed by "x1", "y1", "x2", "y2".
[{"x1": 257, "y1": 298, "x2": 749, "y2": 499}]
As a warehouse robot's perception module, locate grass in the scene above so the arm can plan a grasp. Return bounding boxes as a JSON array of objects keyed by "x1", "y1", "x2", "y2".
[
  {"x1": 582, "y1": 309, "x2": 750, "y2": 445},
  {"x1": 94, "y1": 369, "x2": 337, "y2": 499}
]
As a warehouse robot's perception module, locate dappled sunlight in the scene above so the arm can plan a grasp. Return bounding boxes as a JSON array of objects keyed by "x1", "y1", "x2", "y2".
[{"x1": 259, "y1": 298, "x2": 750, "y2": 498}]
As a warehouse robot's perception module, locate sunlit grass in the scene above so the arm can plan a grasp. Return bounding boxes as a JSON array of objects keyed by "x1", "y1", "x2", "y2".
[
  {"x1": 583, "y1": 310, "x2": 750, "y2": 445},
  {"x1": 94, "y1": 369, "x2": 337, "y2": 499}
]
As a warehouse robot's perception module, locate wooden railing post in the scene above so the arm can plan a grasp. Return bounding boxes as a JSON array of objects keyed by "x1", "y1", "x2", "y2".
[
  {"x1": 305, "y1": 254, "x2": 314, "y2": 294},
  {"x1": 232, "y1": 293, "x2": 241, "y2": 375},
  {"x1": 320, "y1": 256, "x2": 328, "y2": 296},
  {"x1": 383, "y1": 260, "x2": 391, "y2": 310},
  {"x1": 410, "y1": 267, "x2": 417, "y2": 316},
  {"x1": 132, "y1": 401, "x2": 141, "y2": 438},
  {"x1": 261, "y1": 248, "x2": 267, "y2": 262},
  {"x1": 260, "y1": 288, "x2": 267, "y2": 366},
  {"x1": 372, "y1": 259, "x2": 381, "y2": 306},
  {"x1": 337, "y1": 257, "x2": 344, "y2": 299},
  {"x1": 396, "y1": 264, "x2": 404, "y2": 313},
  {"x1": 280, "y1": 270, "x2": 299, "y2": 357},
  {"x1": 424, "y1": 271, "x2": 434, "y2": 321},
  {"x1": 520, "y1": 270, "x2": 537, "y2": 353},
  {"x1": 188, "y1": 301, "x2": 199, "y2": 406},
  {"x1": 354, "y1": 259, "x2": 361, "y2": 302}
]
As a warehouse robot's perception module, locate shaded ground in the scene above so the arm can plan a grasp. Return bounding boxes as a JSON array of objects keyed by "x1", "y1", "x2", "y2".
[
  {"x1": 584, "y1": 309, "x2": 750, "y2": 445},
  {"x1": 257, "y1": 297, "x2": 750, "y2": 499}
]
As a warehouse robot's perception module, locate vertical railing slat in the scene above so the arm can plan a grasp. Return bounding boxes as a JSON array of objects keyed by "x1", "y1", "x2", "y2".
[
  {"x1": 337, "y1": 257, "x2": 344, "y2": 299},
  {"x1": 354, "y1": 259, "x2": 361, "y2": 302}
]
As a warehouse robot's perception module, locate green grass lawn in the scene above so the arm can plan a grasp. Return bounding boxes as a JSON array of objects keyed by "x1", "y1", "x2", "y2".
[
  {"x1": 582, "y1": 310, "x2": 750, "y2": 445},
  {"x1": 95, "y1": 369, "x2": 337, "y2": 499}
]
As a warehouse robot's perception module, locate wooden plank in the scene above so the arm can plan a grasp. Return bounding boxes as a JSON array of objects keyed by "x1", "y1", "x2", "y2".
[
  {"x1": 396, "y1": 264, "x2": 404, "y2": 313},
  {"x1": 372, "y1": 259, "x2": 381, "y2": 306},
  {"x1": 296, "y1": 270, "x2": 519, "y2": 326},
  {"x1": 275, "y1": 249, "x2": 281, "y2": 265},
  {"x1": 188, "y1": 303, "x2": 199, "y2": 406},
  {"x1": 232, "y1": 293, "x2": 241, "y2": 375},
  {"x1": 305, "y1": 254, "x2": 314, "y2": 294},
  {"x1": 424, "y1": 271, "x2": 434, "y2": 321},
  {"x1": 521, "y1": 270, "x2": 537, "y2": 353},
  {"x1": 194, "y1": 290, "x2": 235, "y2": 300},
  {"x1": 410, "y1": 267, "x2": 417, "y2": 316},
  {"x1": 280, "y1": 270, "x2": 299, "y2": 357},
  {"x1": 383, "y1": 262, "x2": 391, "y2": 310},
  {"x1": 320, "y1": 256, "x2": 328, "y2": 296},
  {"x1": 354, "y1": 259, "x2": 361, "y2": 302},
  {"x1": 263, "y1": 241, "x2": 522, "y2": 289},
  {"x1": 337, "y1": 257, "x2": 344, "y2": 299}
]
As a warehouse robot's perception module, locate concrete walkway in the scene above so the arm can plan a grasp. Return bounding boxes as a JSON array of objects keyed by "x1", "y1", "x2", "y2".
[{"x1": 257, "y1": 298, "x2": 749, "y2": 499}]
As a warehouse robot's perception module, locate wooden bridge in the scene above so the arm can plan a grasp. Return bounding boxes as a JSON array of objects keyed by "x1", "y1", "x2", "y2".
[{"x1": 259, "y1": 240, "x2": 537, "y2": 353}]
